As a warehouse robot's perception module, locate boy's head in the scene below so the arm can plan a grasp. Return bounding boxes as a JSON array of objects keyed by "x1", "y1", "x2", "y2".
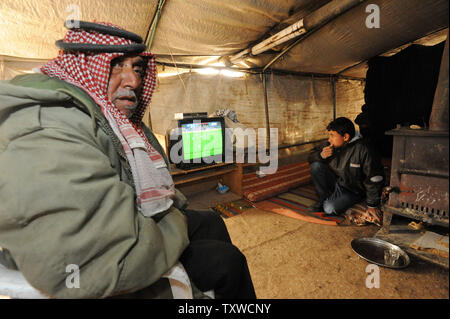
[{"x1": 326, "y1": 117, "x2": 355, "y2": 148}]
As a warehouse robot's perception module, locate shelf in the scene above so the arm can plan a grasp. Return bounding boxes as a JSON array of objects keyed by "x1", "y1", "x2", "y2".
[
  {"x1": 170, "y1": 162, "x2": 232, "y2": 176},
  {"x1": 172, "y1": 163, "x2": 238, "y2": 186}
]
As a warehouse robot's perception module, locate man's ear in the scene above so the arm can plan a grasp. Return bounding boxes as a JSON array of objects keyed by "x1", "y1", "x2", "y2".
[{"x1": 343, "y1": 133, "x2": 350, "y2": 142}]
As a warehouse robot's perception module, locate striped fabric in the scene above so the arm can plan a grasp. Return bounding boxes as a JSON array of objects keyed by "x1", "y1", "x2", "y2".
[
  {"x1": 242, "y1": 161, "x2": 376, "y2": 226},
  {"x1": 253, "y1": 183, "x2": 374, "y2": 226},
  {"x1": 254, "y1": 185, "x2": 346, "y2": 226},
  {"x1": 243, "y1": 162, "x2": 312, "y2": 202}
]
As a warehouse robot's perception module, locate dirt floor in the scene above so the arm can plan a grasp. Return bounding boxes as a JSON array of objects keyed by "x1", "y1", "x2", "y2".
[{"x1": 223, "y1": 208, "x2": 449, "y2": 299}]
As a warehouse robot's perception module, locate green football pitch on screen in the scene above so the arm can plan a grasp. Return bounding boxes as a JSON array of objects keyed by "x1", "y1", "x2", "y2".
[{"x1": 182, "y1": 129, "x2": 223, "y2": 160}]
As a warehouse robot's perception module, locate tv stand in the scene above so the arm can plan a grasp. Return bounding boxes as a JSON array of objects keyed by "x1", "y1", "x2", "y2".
[{"x1": 170, "y1": 163, "x2": 242, "y2": 196}]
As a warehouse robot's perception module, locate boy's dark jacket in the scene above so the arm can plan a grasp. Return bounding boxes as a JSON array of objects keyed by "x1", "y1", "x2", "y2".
[{"x1": 307, "y1": 136, "x2": 385, "y2": 207}]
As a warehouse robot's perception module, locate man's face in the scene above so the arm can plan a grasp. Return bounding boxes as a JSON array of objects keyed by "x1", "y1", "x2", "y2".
[
  {"x1": 327, "y1": 130, "x2": 350, "y2": 148},
  {"x1": 107, "y1": 55, "x2": 146, "y2": 118}
]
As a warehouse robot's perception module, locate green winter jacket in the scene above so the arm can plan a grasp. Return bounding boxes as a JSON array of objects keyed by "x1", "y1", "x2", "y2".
[{"x1": 0, "y1": 74, "x2": 190, "y2": 298}]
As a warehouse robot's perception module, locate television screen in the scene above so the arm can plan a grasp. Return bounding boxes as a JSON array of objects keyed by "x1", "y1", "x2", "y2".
[{"x1": 173, "y1": 116, "x2": 225, "y2": 169}]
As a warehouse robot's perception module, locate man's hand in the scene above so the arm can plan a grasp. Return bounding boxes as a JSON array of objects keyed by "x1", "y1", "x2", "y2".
[
  {"x1": 320, "y1": 145, "x2": 334, "y2": 159},
  {"x1": 365, "y1": 206, "x2": 383, "y2": 226}
]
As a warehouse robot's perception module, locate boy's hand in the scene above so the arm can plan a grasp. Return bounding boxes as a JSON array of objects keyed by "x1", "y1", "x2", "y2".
[{"x1": 320, "y1": 145, "x2": 334, "y2": 159}]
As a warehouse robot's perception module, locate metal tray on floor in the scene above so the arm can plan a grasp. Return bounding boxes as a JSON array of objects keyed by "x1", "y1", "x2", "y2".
[{"x1": 351, "y1": 237, "x2": 410, "y2": 269}]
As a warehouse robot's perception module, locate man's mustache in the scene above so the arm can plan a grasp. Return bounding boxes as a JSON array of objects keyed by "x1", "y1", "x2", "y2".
[{"x1": 112, "y1": 89, "x2": 138, "y2": 109}]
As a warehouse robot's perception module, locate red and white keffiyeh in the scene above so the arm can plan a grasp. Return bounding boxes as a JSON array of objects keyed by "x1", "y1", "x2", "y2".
[{"x1": 41, "y1": 22, "x2": 175, "y2": 216}]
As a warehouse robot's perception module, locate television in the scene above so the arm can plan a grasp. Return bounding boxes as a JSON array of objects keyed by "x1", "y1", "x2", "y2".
[{"x1": 170, "y1": 116, "x2": 225, "y2": 170}]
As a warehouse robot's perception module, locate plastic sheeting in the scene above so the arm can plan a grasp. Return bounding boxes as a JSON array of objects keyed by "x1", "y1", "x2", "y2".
[
  {"x1": 335, "y1": 79, "x2": 366, "y2": 124},
  {"x1": 149, "y1": 0, "x2": 316, "y2": 55},
  {"x1": 0, "y1": 0, "x2": 321, "y2": 59},
  {"x1": 0, "y1": 0, "x2": 448, "y2": 76},
  {"x1": 0, "y1": 0, "x2": 443, "y2": 147},
  {"x1": 266, "y1": 74, "x2": 333, "y2": 145},
  {"x1": 146, "y1": 71, "x2": 364, "y2": 146},
  {"x1": 147, "y1": 72, "x2": 268, "y2": 136},
  {"x1": 272, "y1": 0, "x2": 449, "y2": 75},
  {"x1": 0, "y1": 56, "x2": 46, "y2": 80},
  {"x1": 0, "y1": 0, "x2": 156, "y2": 59}
]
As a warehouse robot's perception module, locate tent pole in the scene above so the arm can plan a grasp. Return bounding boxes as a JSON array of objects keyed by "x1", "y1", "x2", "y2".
[
  {"x1": 262, "y1": 72, "x2": 271, "y2": 149},
  {"x1": 429, "y1": 31, "x2": 449, "y2": 131},
  {"x1": 146, "y1": 0, "x2": 167, "y2": 50},
  {"x1": 145, "y1": 0, "x2": 162, "y2": 44},
  {"x1": 331, "y1": 76, "x2": 337, "y2": 120},
  {"x1": 0, "y1": 56, "x2": 4, "y2": 80},
  {"x1": 156, "y1": 61, "x2": 365, "y2": 81},
  {"x1": 144, "y1": 0, "x2": 166, "y2": 130},
  {"x1": 233, "y1": 0, "x2": 364, "y2": 67},
  {"x1": 262, "y1": 36, "x2": 305, "y2": 72}
]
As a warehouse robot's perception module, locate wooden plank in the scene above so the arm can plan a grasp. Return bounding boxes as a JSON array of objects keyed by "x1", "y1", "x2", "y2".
[
  {"x1": 173, "y1": 165, "x2": 238, "y2": 186},
  {"x1": 222, "y1": 163, "x2": 243, "y2": 197},
  {"x1": 170, "y1": 162, "x2": 232, "y2": 176}
]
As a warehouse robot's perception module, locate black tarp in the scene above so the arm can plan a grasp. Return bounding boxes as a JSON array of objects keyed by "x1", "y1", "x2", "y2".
[{"x1": 362, "y1": 41, "x2": 445, "y2": 157}]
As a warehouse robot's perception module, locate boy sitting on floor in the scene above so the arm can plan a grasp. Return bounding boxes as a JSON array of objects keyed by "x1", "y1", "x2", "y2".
[{"x1": 307, "y1": 117, "x2": 384, "y2": 226}]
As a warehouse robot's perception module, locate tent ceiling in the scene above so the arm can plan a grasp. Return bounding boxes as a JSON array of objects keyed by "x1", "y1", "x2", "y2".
[
  {"x1": 149, "y1": 0, "x2": 331, "y2": 55},
  {"x1": 272, "y1": 0, "x2": 449, "y2": 76},
  {"x1": 0, "y1": 0, "x2": 448, "y2": 79},
  {"x1": 0, "y1": 0, "x2": 156, "y2": 59}
]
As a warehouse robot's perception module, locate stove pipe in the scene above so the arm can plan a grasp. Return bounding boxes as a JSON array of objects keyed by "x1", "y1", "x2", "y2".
[{"x1": 429, "y1": 32, "x2": 449, "y2": 131}]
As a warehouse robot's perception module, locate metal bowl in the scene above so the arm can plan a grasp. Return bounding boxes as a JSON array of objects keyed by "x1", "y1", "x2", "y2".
[{"x1": 351, "y1": 237, "x2": 410, "y2": 269}]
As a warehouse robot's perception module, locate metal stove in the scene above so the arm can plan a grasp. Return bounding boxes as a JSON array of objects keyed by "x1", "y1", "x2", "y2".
[{"x1": 378, "y1": 34, "x2": 449, "y2": 268}]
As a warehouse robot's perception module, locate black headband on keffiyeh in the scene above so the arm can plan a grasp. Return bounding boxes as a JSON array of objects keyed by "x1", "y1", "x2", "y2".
[
  {"x1": 42, "y1": 20, "x2": 157, "y2": 126},
  {"x1": 41, "y1": 21, "x2": 176, "y2": 216}
]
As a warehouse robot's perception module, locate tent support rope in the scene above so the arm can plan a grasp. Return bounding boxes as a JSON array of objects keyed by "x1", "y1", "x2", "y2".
[{"x1": 145, "y1": 0, "x2": 167, "y2": 50}]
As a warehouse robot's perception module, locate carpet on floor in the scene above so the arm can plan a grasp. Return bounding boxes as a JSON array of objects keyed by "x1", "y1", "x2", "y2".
[{"x1": 253, "y1": 184, "x2": 347, "y2": 226}]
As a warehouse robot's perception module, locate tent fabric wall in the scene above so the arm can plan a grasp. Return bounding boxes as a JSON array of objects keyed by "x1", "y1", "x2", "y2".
[
  {"x1": 1, "y1": 0, "x2": 444, "y2": 150},
  {"x1": 0, "y1": 0, "x2": 156, "y2": 59},
  {"x1": 1, "y1": 0, "x2": 447, "y2": 76},
  {"x1": 146, "y1": 71, "x2": 364, "y2": 146},
  {"x1": 147, "y1": 72, "x2": 267, "y2": 137},
  {"x1": 0, "y1": 56, "x2": 46, "y2": 81},
  {"x1": 335, "y1": 79, "x2": 366, "y2": 125},
  {"x1": 0, "y1": 0, "x2": 325, "y2": 62},
  {"x1": 150, "y1": 0, "x2": 301, "y2": 55},
  {"x1": 266, "y1": 74, "x2": 333, "y2": 145},
  {"x1": 273, "y1": 0, "x2": 449, "y2": 76}
]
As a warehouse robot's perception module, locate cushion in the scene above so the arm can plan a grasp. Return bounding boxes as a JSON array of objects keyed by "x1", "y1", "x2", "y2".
[{"x1": 243, "y1": 162, "x2": 311, "y2": 202}]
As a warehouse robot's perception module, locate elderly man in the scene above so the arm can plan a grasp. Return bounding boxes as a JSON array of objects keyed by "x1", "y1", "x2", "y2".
[{"x1": 0, "y1": 21, "x2": 255, "y2": 299}]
